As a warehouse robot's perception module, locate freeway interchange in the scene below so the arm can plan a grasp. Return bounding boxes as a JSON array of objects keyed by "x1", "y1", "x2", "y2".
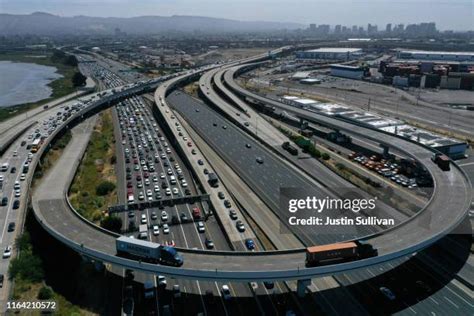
[{"x1": 1, "y1": 46, "x2": 471, "y2": 314}]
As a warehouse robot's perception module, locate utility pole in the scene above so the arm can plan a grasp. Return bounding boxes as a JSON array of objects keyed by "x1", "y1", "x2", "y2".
[{"x1": 367, "y1": 98, "x2": 371, "y2": 112}]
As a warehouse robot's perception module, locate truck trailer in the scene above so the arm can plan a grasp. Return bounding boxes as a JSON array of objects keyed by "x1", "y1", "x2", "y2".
[
  {"x1": 431, "y1": 153, "x2": 450, "y2": 171},
  {"x1": 282, "y1": 142, "x2": 298, "y2": 156},
  {"x1": 116, "y1": 236, "x2": 183, "y2": 267},
  {"x1": 306, "y1": 241, "x2": 377, "y2": 267}
]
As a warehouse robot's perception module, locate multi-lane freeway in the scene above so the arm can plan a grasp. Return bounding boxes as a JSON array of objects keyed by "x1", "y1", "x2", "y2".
[{"x1": 1, "y1": 46, "x2": 471, "y2": 314}]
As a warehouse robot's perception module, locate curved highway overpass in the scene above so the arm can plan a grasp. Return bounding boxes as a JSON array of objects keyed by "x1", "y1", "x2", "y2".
[{"x1": 30, "y1": 49, "x2": 472, "y2": 282}]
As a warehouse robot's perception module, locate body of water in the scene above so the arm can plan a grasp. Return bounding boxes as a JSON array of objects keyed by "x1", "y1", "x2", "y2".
[{"x1": 0, "y1": 60, "x2": 63, "y2": 108}]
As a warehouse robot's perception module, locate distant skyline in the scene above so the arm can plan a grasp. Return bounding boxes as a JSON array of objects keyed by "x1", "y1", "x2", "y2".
[{"x1": 0, "y1": 0, "x2": 473, "y2": 31}]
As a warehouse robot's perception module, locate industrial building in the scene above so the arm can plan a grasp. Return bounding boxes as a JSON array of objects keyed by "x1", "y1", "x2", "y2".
[
  {"x1": 397, "y1": 50, "x2": 474, "y2": 62},
  {"x1": 330, "y1": 64, "x2": 365, "y2": 79},
  {"x1": 279, "y1": 95, "x2": 468, "y2": 158},
  {"x1": 295, "y1": 48, "x2": 362, "y2": 61}
]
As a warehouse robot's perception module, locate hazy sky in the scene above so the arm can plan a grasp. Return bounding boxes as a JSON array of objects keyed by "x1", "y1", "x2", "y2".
[{"x1": 1, "y1": 0, "x2": 473, "y2": 30}]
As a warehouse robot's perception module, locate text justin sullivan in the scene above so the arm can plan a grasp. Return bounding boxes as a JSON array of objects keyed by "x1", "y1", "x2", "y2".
[{"x1": 289, "y1": 216, "x2": 395, "y2": 226}]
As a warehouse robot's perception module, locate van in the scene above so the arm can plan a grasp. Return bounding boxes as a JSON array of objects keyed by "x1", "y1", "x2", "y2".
[{"x1": 170, "y1": 176, "x2": 177, "y2": 185}]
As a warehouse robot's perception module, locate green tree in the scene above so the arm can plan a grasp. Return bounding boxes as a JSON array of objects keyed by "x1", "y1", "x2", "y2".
[
  {"x1": 51, "y1": 49, "x2": 66, "y2": 62},
  {"x1": 65, "y1": 55, "x2": 78, "y2": 67},
  {"x1": 100, "y1": 216, "x2": 122, "y2": 233},
  {"x1": 72, "y1": 72, "x2": 87, "y2": 87},
  {"x1": 96, "y1": 181, "x2": 116, "y2": 196},
  {"x1": 322, "y1": 153, "x2": 330, "y2": 160},
  {"x1": 38, "y1": 286, "x2": 54, "y2": 300},
  {"x1": 9, "y1": 252, "x2": 44, "y2": 282}
]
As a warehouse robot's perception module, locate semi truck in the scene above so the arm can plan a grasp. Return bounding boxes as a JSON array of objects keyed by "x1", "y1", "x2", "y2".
[
  {"x1": 305, "y1": 241, "x2": 377, "y2": 267},
  {"x1": 431, "y1": 153, "x2": 450, "y2": 171},
  {"x1": 116, "y1": 236, "x2": 183, "y2": 267},
  {"x1": 282, "y1": 142, "x2": 298, "y2": 156}
]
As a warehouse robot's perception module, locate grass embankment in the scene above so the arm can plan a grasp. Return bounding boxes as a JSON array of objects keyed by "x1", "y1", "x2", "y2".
[
  {"x1": 0, "y1": 51, "x2": 80, "y2": 122},
  {"x1": 32, "y1": 130, "x2": 72, "y2": 187},
  {"x1": 11, "y1": 129, "x2": 86, "y2": 314},
  {"x1": 69, "y1": 109, "x2": 117, "y2": 223},
  {"x1": 183, "y1": 82, "x2": 200, "y2": 98}
]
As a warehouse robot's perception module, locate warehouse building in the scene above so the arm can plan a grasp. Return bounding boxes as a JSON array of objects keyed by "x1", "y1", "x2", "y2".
[
  {"x1": 330, "y1": 64, "x2": 365, "y2": 79},
  {"x1": 279, "y1": 95, "x2": 468, "y2": 158},
  {"x1": 397, "y1": 50, "x2": 474, "y2": 62},
  {"x1": 296, "y1": 48, "x2": 363, "y2": 61}
]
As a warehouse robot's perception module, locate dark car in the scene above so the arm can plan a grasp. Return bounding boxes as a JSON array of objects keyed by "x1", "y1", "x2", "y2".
[
  {"x1": 236, "y1": 220, "x2": 245, "y2": 232},
  {"x1": 245, "y1": 238, "x2": 255, "y2": 250},
  {"x1": 10, "y1": 167, "x2": 16, "y2": 173},
  {"x1": 229, "y1": 210, "x2": 238, "y2": 220},
  {"x1": 205, "y1": 238, "x2": 214, "y2": 249},
  {"x1": 180, "y1": 212, "x2": 188, "y2": 222},
  {"x1": 0, "y1": 274, "x2": 4, "y2": 287},
  {"x1": 1, "y1": 197, "x2": 7, "y2": 206},
  {"x1": 13, "y1": 200, "x2": 20, "y2": 209},
  {"x1": 7, "y1": 222, "x2": 15, "y2": 232},
  {"x1": 224, "y1": 200, "x2": 231, "y2": 208},
  {"x1": 218, "y1": 192, "x2": 225, "y2": 199}
]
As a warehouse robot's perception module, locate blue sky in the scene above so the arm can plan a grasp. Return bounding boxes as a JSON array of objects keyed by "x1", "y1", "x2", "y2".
[{"x1": 1, "y1": 0, "x2": 473, "y2": 30}]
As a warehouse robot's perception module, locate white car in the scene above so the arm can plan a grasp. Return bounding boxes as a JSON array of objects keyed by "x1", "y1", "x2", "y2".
[
  {"x1": 162, "y1": 224, "x2": 170, "y2": 234},
  {"x1": 161, "y1": 211, "x2": 168, "y2": 221},
  {"x1": 197, "y1": 221, "x2": 205, "y2": 233},
  {"x1": 14, "y1": 190, "x2": 21, "y2": 198},
  {"x1": 20, "y1": 174, "x2": 26, "y2": 181},
  {"x1": 157, "y1": 275, "x2": 167, "y2": 287},
  {"x1": 172, "y1": 188, "x2": 179, "y2": 195},
  {"x1": 3, "y1": 245, "x2": 12, "y2": 259},
  {"x1": 160, "y1": 172, "x2": 165, "y2": 179},
  {"x1": 154, "y1": 185, "x2": 160, "y2": 192},
  {"x1": 165, "y1": 188, "x2": 171, "y2": 196},
  {"x1": 146, "y1": 189, "x2": 152, "y2": 197},
  {"x1": 141, "y1": 214, "x2": 147, "y2": 224},
  {"x1": 221, "y1": 285, "x2": 232, "y2": 300},
  {"x1": 152, "y1": 225, "x2": 160, "y2": 236}
]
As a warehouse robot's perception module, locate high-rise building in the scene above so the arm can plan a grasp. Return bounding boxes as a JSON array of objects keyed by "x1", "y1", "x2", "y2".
[
  {"x1": 386, "y1": 23, "x2": 392, "y2": 33},
  {"x1": 317, "y1": 24, "x2": 330, "y2": 35},
  {"x1": 335, "y1": 25, "x2": 342, "y2": 34},
  {"x1": 367, "y1": 24, "x2": 378, "y2": 35},
  {"x1": 352, "y1": 25, "x2": 358, "y2": 34},
  {"x1": 309, "y1": 23, "x2": 316, "y2": 31}
]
